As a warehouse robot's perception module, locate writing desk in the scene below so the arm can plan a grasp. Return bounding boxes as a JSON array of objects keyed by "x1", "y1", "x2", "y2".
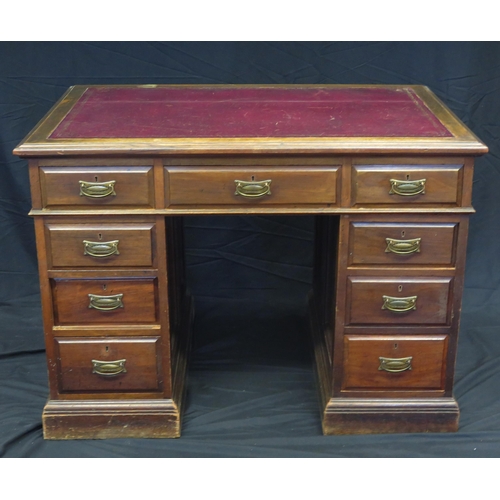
[{"x1": 14, "y1": 85, "x2": 488, "y2": 439}]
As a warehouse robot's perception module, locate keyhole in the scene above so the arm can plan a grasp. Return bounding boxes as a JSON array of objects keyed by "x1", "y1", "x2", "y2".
[
  {"x1": 251, "y1": 175, "x2": 255, "y2": 181},
  {"x1": 398, "y1": 285, "x2": 403, "y2": 292},
  {"x1": 105, "y1": 346, "x2": 109, "y2": 352},
  {"x1": 406, "y1": 174, "x2": 410, "y2": 180},
  {"x1": 95, "y1": 176, "x2": 98, "y2": 182},
  {"x1": 103, "y1": 284, "x2": 107, "y2": 291},
  {"x1": 98, "y1": 233, "x2": 102, "y2": 240},
  {"x1": 394, "y1": 343, "x2": 398, "y2": 349},
  {"x1": 401, "y1": 230, "x2": 406, "y2": 238}
]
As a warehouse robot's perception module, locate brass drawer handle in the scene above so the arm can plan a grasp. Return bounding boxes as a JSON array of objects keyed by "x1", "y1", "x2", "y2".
[
  {"x1": 88, "y1": 293, "x2": 124, "y2": 311},
  {"x1": 234, "y1": 179, "x2": 272, "y2": 198},
  {"x1": 79, "y1": 180, "x2": 116, "y2": 198},
  {"x1": 83, "y1": 240, "x2": 120, "y2": 258},
  {"x1": 385, "y1": 237, "x2": 421, "y2": 255},
  {"x1": 382, "y1": 295, "x2": 417, "y2": 313},
  {"x1": 389, "y1": 178, "x2": 426, "y2": 196},
  {"x1": 92, "y1": 359, "x2": 127, "y2": 376},
  {"x1": 378, "y1": 356, "x2": 413, "y2": 373}
]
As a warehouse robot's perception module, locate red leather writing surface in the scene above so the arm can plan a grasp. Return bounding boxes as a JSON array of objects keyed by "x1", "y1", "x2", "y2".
[{"x1": 50, "y1": 87, "x2": 452, "y2": 139}]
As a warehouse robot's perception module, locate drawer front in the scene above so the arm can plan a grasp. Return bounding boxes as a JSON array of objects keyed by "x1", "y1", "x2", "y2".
[
  {"x1": 46, "y1": 223, "x2": 155, "y2": 268},
  {"x1": 342, "y1": 335, "x2": 448, "y2": 390},
  {"x1": 165, "y1": 166, "x2": 339, "y2": 206},
  {"x1": 349, "y1": 222, "x2": 457, "y2": 266},
  {"x1": 353, "y1": 164, "x2": 463, "y2": 205},
  {"x1": 40, "y1": 166, "x2": 154, "y2": 208},
  {"x1": 52, "y1": 278, "x2": 158, "y2": 325},
  {"x1": 55, "y1": 337, "x2": 160, "y2": 392},
  {"x1": 347, "y1": 277, "x2": 452, "y2": 326}
]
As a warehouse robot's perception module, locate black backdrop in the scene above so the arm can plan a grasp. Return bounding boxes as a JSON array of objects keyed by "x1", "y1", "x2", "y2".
[{"x1": 1, "y1": 41, "x2": 500, "y2": 458}]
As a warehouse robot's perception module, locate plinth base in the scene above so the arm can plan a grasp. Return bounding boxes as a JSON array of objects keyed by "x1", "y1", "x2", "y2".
[
  {"x1": 322, "y1": 397, "x2": 459, "y2": 435},
  {"x1": 43, "y1": 399, "x2": 181, "y2": 439}
]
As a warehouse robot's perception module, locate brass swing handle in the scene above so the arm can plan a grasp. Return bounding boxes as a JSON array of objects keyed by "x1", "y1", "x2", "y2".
[
  {"x1": 88, "y1": 293, "x2": 124, "y2": 311},
  {"x1": 79, "y1": 180, "x2": 116, "y2": 198},
  {"x1": 382, "y1": 295, "x2": 417, "y2": 313},
  {"x1": 92, "y1": 359, "x2": 127, "y2": 377},
  {"x1": 83, "y1": 239, "x2": 120, "y2": 258},
  {"x1": 385, "y1": 237, "x2": 421, "y2": 255},
  {"x1": 234, "y1": 179, "x2": 272, "y2": 198},
  {"x1": 389, "y1": 178, "x2": 426, "y2": 196},
  {"x1": 378, "y1": 356, "x2": 413, "y2": 373}
]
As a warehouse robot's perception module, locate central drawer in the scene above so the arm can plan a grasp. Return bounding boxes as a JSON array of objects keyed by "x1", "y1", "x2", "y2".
[
  {"x1": 164, "y1": 166, "x2": 339, "y2": 206},
  {"x1": 55, "y1": 336, "x2": 161, "y2": 393},
  {"x1": 346, "y1": 277, "x2": 453, "y2": 326},
  {"x1": 52, "y1": 278, "x2": 158, "y2": 325}
]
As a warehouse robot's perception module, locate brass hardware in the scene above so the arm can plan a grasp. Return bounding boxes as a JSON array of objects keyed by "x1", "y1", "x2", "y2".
[
  {"x1": 88, "y1": 293, "x2": 124, "y2": 311},
  {"x1": 83, "y1": 240, "x2": 120, "y2": 258},
  {"x1": 382, "y1": 295, "x2": 417, "y2": 313},
  {"x1": 92, "y1": 359, "x2": 127, "y2": 376},
  {"x1": 378, "y1": 356, "x2": 413, "y2": 373},
  {"x1": 234, "y1": 179, "x2": 272, "y2": 198},
  {"x1": 385, "y1": 237, "x2": 421, "y2": 255},
  {"x1": 79, "y1": 180, "x2": 116, "y2": 198},
  {"x1": 389, "y1": 178, "x2": 426, "y2": 196}
]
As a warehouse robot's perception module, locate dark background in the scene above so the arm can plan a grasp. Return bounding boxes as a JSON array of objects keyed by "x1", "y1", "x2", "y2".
[{"x1": 1, "y1": 41, "x2": 500, "y2": 458}]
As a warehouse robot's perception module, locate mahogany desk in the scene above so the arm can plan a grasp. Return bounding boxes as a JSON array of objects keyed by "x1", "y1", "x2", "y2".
[{"x1": 14, "y1": 85, "x2": 488, "y2": 439}]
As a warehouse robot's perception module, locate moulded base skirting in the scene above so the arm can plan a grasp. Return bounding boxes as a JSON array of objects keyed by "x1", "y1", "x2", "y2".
[
  {"x1": 322, "y1": 397, "x2": 460, "y2": 435},
  {"x1": 42, "y1": 399, "x2": 181, "y2": 439}
]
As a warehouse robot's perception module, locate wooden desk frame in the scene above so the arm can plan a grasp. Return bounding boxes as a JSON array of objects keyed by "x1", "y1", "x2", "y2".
[{"x1": 14, "y1": 85, "x2": 487, "y2": 438}]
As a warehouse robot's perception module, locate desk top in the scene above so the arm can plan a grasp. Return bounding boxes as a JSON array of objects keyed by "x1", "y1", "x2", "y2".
[
  {"x1": 14, "y1": 85, "x2": 488, "y2": 157},
  {"x1": 50, "y1": 87, "x2": 451, "y2": 139}
]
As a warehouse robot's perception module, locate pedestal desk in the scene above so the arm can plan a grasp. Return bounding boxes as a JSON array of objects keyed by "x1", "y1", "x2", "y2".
[{"x1": 14, "y1": 85, "x2": 488, "y2": 439}]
